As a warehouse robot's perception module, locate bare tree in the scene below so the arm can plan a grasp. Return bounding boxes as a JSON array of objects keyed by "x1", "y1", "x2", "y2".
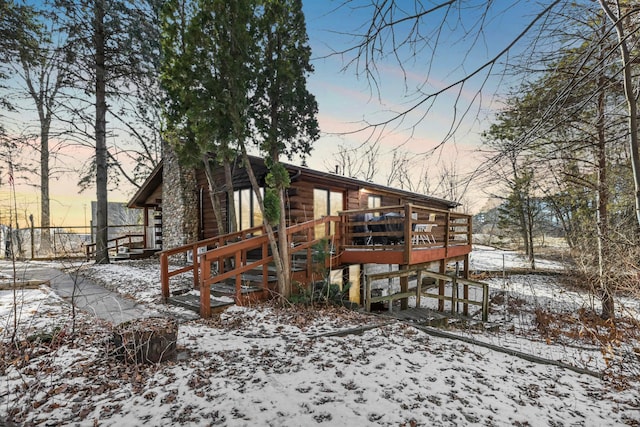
[
  {"x1": 427, "y1": 160, "x2": 472, "y2": 209},
  {"x1": 327, "y1": 141, "x2": 380, "y2": 181},
  {"x1": 12, "y1": 10, "x2": 72, "y2": 253},
  {"x1": 336, "y1": 1, "x2": 562, "y2": 140},
  {"x1": 55, "y1": 0, "x2": 161, "y2": 263}
]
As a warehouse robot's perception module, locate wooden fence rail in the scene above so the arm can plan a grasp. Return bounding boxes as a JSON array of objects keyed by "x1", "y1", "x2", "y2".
[
  {"x1": 365, "y1": 267, "x2": 489, "y2": 322},
  {"x1": 84, "y1": 233, "x2": 145, "y2": 260}
]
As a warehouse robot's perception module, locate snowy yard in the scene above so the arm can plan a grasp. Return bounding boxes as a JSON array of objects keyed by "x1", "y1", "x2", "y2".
[{"x1": 1, "y1": 246, "x2": 639, "y2": 426}]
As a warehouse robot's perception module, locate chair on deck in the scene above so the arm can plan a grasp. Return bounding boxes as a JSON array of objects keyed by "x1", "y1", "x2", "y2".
[{"x1": 413, "y1": 223, "x2": 437, "y2": 245}]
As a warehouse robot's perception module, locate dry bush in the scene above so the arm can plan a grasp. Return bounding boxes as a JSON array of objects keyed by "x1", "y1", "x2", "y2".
[{"x1": 533, "y1": 307, "x2": 640, "y2": 387}]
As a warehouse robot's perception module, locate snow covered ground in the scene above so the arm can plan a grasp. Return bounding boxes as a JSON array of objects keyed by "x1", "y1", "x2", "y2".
[{"x1": 1, "y1": 246, "x2": 639, "y2": 426}]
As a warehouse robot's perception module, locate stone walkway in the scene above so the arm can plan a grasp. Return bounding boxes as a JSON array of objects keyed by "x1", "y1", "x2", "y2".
[{"x1": 0, "y1": 260, "x2": 149, "y2": 324}]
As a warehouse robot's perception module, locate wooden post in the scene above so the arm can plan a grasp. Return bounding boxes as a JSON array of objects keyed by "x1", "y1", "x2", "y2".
[
  {"x1": 192, "y1": 245, "x2": 199, "y2": 289},
  {"x1": 388, "y1": 264, "x2": 393, "y2": 313},
  {"x1": 200, "y1": 254, "x2": 211, "y2": 318},
  {"x1": 403, "y1": 204, "x2": 412, "y2": 264},
  {"x1": 463, "y1": 254, "x2": 470, "y2": 316},
  {"x1": 160, "y1": 252, "x2": 170, "y2": 302},
  {"x1": 29, "y1": 216, "x2": 35, "y2": 260},
  {"x1": 359, "y1": 264, "x2": 366, "y2": 306},
  {"x1": 444, "y1": 211, "x2": 451, "y2": 258},
  {"x1": 416, "y1": 269, "x2": 422, "y2": 308},
  {"x1": 438, "y1": 259, "x2": 446, "y2": 312},
  {"x1": 235, "y1": 251, "x2": 242, "y2": 303},
  {"x1": 365, "y1": 275, "x2": 372, "y2": 312},
  {"x1": 400, "y1": 264, "x2": 408, "y2": 310},
  {"x1": 143, "y1": 208, "x2": 149, "y2": 248},
  {"x1": 306, "y1": 226, "x2": 312, "y2": 281},
  {"x1": 262, "y1": 240, "x2": 269, "y2": 294},
  {"x1": 451, "y1": 274, "x2": 458, "y2": 315},
  {"x1": 482, "y1": 282, "x2": 489, "y2": 322}
]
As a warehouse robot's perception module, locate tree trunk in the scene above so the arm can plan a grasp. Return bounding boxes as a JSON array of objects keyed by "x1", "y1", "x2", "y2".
[
  {"x1": 595, "y1": 51, "x2": 614, "y2": 319},
  {"x1": 511, "y1": 159, "x2": 530, "y2": 256},
  {"x1": 94, "y1": 0, "x2": 109, "y2": 264},
  {"x1": 526, "y1": 197, "x2": 535, "y2": 270},
  {"x1": 239, "y1": 149, "x2": 286, "y2": 299},
  {"x1": 21, "y1": 57, "x2": 56, "y2": 254},
  {"x1": 277, "y1": 185, "x2": 291, "y2": 297},
  {"x1": 202, "y1": 155, "x2": 226, "y2": 235},
  {"x1": 599, "y1": 0, "x2": 640, "y2": 231},
  {"x1": 224, "y1": 160, "x2": 237, "y2": 233},
  {"x1": 40, "y1": 118, "x2": 51, "y2": 253}
]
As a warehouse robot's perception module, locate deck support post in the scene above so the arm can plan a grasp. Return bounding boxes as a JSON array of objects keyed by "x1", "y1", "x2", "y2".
[
  {"x1": 463, "y1": 254, "x2": 470, "y2": 316},
  {"x1": 359, "y1": 264, "x2": 366, "y2": 306},
  {"x1": 235, "y1": 251, "x2": 242, "y2": 302},
  {"x1": 451, "y1": 274, "x2": 458, "y2": 315},
  {"x1": 400, "y1": 264, "x2": 409, "y2": 310},
  {"x1": 365, "y1": 274, "x2": 372, "y2": 312},
  {"x1": 438, "y1": 259, "x2": 446, "y2": 312},
  {"x1": 192, "y1": 244, "x2": 199, "y2": 289},
  {"x1": 415, "y1": 269, "x2": 422, "y2": 308}
]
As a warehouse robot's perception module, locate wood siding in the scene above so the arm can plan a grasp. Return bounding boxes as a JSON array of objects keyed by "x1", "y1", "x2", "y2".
[{"x1": 197, "y1": 168, "x2": 454, "y2": 239}]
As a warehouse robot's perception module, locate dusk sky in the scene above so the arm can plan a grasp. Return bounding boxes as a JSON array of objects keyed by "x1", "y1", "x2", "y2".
[
  {"x1": 1, "y1": 0, "x2": 551, "y2": 226},
  {"x1": 299, "y1": 1, "x2": 548, "y2": 208}
]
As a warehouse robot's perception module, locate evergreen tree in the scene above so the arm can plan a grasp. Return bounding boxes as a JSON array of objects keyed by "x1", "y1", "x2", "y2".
[
  {"x1": 249, "y1": 0, "x2": 319, "y2": 298},
  {"x1": 161, "y1": 0, "x2": 318, "y2": 299}
]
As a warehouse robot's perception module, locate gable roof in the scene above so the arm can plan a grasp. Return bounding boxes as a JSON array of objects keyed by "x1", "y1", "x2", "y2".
[
  {"x1": 127, "y1": 155, "x2": 460, "y2": 209},
  {"x1": 127, "y1": 162, "x2": 163, "y2": 208}
]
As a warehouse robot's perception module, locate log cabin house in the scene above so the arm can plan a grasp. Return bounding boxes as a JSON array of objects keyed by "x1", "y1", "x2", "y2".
[{"x1": 127, "y1": 154, "x2": 482, "y2": 319}]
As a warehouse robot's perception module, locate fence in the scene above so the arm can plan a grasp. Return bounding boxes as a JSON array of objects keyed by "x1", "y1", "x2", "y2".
[
  {"x1": 1, "y1": 224, "x2": 144, "y2": 260},
  {"x1": 364, "y1": 266, "x2": 489, "y2": 321}
]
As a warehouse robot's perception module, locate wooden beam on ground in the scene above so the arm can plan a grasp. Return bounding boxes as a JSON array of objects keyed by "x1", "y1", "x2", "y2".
[{"x1": 0, "y1": 279, "x2": 50, "y2": 290}]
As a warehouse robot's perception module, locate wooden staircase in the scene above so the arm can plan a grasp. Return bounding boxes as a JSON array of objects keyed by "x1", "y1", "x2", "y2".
[{"x1": 159, "y1": 216, "x2": 338, "y2": 316}]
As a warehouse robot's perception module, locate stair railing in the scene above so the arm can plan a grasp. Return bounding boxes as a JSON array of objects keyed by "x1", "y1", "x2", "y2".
[
  {"x1": 198, "y1": 216, "x2": 339, "y2": 317},
  {"x1": 159, "y1": 225, "x2": 265, "y2": 301}
]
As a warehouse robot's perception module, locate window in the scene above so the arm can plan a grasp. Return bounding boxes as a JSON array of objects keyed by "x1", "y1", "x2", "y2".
[
  {"x1": 232, "y1": 188, "x2": 264, "y2": 231},
  {"x1": 368, "y1": 195, "x2": 382, "y2": 216},
  {"x1": 313, "y1": 188, "x2": 344, "y2": 237}
]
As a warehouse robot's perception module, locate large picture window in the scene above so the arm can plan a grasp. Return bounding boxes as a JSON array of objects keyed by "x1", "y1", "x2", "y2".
[{"x1": 232, "y1": 188, "x2": 264, "y2": 231}]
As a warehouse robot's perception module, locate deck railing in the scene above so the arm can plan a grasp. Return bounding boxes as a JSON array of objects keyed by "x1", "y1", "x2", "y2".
[
  {"x1": 340, "y1": 203, "x2": 472, "y2": 262},
  {"x1": 159, "y1": 203, "x2": 472, "y2": 318},
  {"x1": 197, "y1": 216, "x2": 338, "y2": 317},
  {"x1": 159, "y1": 224, "x2": 266, "y2": 298},
  {"x1": 159, "y1": 216, "x2": 340, "y2": 317}
]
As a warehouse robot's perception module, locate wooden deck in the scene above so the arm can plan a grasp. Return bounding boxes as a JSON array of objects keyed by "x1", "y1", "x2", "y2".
[
  {"x1": 338, "y1": 204, "x2": 471, "y2": 266},
  {"x1": 158, "y1": 203, "x2": 474, "y2": 318}
]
